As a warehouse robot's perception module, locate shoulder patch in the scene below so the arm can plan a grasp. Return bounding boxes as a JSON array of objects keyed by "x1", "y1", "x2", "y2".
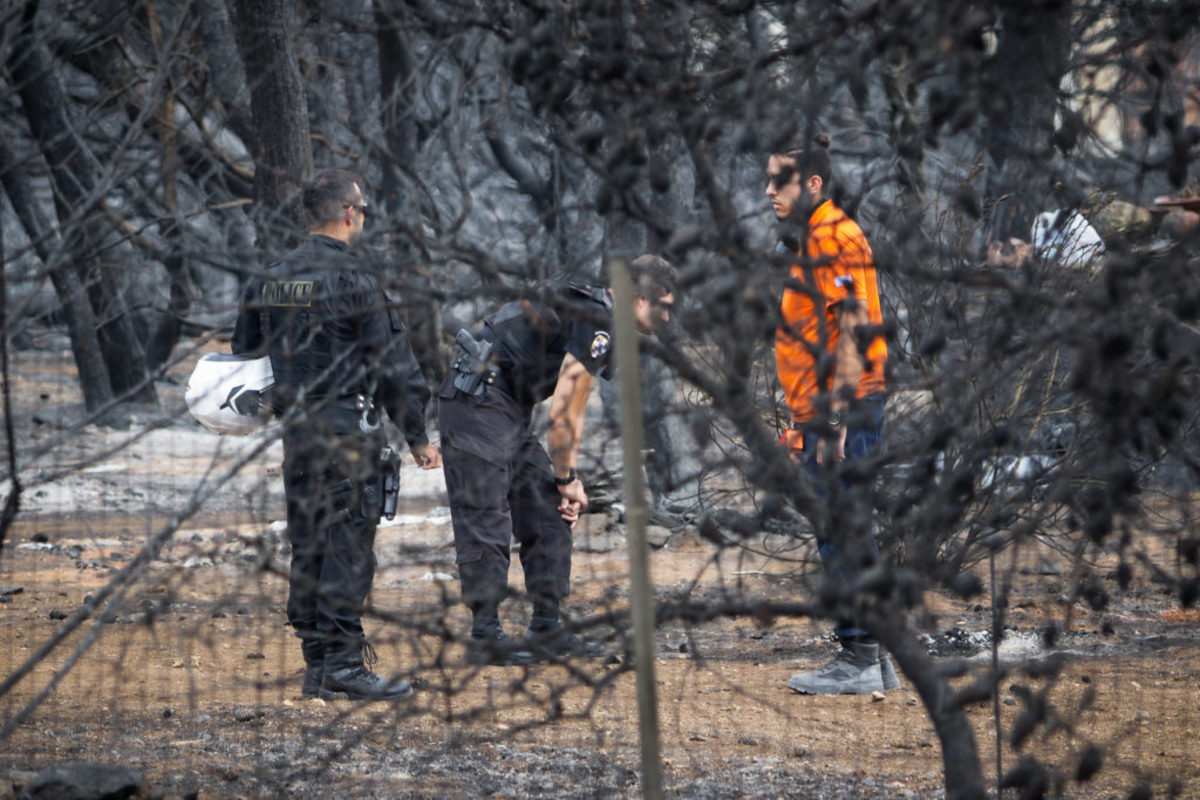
[{"x1": 590, "y1": 331, "x2": 611, "y2": 359}]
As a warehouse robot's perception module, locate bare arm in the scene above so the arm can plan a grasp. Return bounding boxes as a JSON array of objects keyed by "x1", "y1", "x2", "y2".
[
  {"x1": 822, "y1": 299, "x2": 870, "y2": 464},
  {"x1": 546, "y1": 353, "x2": 595, "y2": 517},
  {"x1": 831, "y1": 298, "x2": 869, "y2": 413}
]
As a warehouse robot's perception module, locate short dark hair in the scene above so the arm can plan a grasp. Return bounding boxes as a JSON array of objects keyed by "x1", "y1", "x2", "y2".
[
  {"x1": 627, "y1": 254, "x2": 678, "y2": 300},
  {"x1": 303, "y1": 168, "x2": 362, "y2": 226},
  {"x1": 777, "y1": 132, "x2": 832, "y2": 185}
]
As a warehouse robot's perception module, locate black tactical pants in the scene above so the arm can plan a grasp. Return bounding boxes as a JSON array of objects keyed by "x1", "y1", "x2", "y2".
[
  {"x1": 438, "y1": 379, "x2": 573, "y2": 611},
  {"x1": 281, "y1": 410, "x2": 384, "y2": 666}
]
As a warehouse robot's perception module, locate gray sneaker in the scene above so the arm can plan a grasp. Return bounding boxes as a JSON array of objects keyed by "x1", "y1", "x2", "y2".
[
  {"x1": 787, "y1": 640, "x2": 884, "y2": 695},
  {"x1": 880, "y1": 653, "x2": 901, "y2": 690}
]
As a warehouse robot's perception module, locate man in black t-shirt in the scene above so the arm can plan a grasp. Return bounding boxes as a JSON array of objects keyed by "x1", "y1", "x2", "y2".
[{"x1": 439, "y1": 255, "x2": 676, "y2": 665}]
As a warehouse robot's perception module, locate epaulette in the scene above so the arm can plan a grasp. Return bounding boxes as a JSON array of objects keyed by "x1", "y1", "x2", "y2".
[{"x1": 565, "y1": 281, "x2": 612, "y2": 310}]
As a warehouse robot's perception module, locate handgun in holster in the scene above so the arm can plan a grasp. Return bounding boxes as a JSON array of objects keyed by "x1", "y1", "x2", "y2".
[
  {"x1": 380, "y1": 446, "x2": 401, "y2": 520},
  {"x1": 451, "y1": 328, "x2": 497, "y2": 398}
]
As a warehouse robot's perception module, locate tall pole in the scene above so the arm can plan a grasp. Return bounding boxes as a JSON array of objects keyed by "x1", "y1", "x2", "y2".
[{"x1": 610, "y1": 260, "x2": 664, "y2": 800}]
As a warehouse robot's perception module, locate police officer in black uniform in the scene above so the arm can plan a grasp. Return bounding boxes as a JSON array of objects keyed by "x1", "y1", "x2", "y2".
[
  {"x1": 232, "y1": 168, "x2": 441, "y2": 699},
  {"x1": 440, "y1": 255, "x2": 677, "y2": 665}
]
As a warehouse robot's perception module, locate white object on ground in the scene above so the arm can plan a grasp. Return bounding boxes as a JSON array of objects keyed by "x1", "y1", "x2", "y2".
[{"x1": 1031, "y1": 209, "x2": 1105, "y2": 269}]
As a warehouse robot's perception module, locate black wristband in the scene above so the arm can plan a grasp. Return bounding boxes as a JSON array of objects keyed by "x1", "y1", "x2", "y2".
[{"x1": 554, "y1": 468, "x2": 577, "y2": 486}]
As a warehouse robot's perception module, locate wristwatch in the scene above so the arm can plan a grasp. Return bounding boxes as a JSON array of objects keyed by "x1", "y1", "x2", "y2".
[
  {"x1": 828, "y1": 411, "x2": 844, "y2": 429},
  {"x1": 554, "y1": 468, "x2": 578, "y2": 486}
]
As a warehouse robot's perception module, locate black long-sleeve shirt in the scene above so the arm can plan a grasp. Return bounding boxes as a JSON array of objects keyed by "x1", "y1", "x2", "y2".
[{"x1": 231, "y1": 235, "x2": 430, "y2": 447}]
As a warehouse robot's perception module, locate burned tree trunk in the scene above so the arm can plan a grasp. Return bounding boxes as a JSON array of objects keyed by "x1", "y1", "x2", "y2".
[
  {"x1": 228, "y1": 0, "x2": 314, "y2": 253},
  {"x1": 5, "y1": 2, "x2": 155, "y2": 407},
  {"x1": 193, "y1": 0, "x2": 254, "y2": 145},
  {"x1": 144, "y1": 2, "x2": 193, "y2": 373},
  {"x1": 374, "y1": 1, "x2": 441, "y2": 383},
  {"x1": 0, "y1": 139, "x2": 114, "y2": 412},
  {"x1": 982, "y1": 0, "x2": 1072, "y2": 242}
]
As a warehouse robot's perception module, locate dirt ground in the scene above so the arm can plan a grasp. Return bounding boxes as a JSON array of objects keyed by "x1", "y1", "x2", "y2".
[{"x1": 1, "y1": 338, "x2": 1199, "y2": 799}]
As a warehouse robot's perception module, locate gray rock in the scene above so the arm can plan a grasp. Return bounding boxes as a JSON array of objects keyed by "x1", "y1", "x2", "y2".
[
  {"x1": 573, "y1": 513, "x2": 611, "y2": 538},
  {"x1": 233, "y1": 707, "x2": 265, "y2": 723},
  {"x1": 5, "y1": 771, "x2": 37, "y2": 791},
  {"x1": 0, "y1": 586, "x2": 23, "y2": 597},
  {"x1": 645, "y1": 525, "x2": 673, "y2": 549},
  {"x1": 575, "y1": 531, "x2": 624, "y2": 553},
  {"x1": 575, "y1": 513, "x2": 624, "y2": 552},
  {"x1": 29, "y1": 405, "x2": 73, "y2": 428},
  {"x1": 19, "y1": 761, "x2": 141, "y2": 800}
]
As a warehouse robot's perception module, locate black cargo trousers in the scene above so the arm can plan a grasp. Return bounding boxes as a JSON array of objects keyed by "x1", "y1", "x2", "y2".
[
  {"x1": 437, "y1": 378, "x2": 573, "y2": 613},
  {"x1": 281, "y1": 405, "x2": 386, "y2": 668}
]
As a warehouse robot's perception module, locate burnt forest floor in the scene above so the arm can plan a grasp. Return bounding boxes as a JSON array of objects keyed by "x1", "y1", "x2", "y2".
[{"x1": 1, "y1": 336, "x2": 1199, "y2": 799}]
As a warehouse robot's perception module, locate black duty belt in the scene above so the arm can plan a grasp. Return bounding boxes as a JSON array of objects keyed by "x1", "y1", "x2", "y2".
[
  {"x1": 307, "y1": 393, "x2": 379, "y2": 431},
  {"x1": 451, "y1": 358, "x2": 517, "y2": 399},
  {"x1": 487, "y1": 368, "x2": 516, "y2": 399}
]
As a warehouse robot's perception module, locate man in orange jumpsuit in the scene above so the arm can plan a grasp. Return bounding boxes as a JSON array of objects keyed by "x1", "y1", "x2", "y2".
[{"x1": 767, "y1": 134, "x2": 898, "y2": 695}]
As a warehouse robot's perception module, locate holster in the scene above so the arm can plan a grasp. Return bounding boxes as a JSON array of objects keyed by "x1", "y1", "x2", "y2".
[
  {"x1": 450, "y1": 329, "x2": 499, "y2": 398},
  {"x1": 380, "y1": 446, "x2": 401, "y2": 520}
]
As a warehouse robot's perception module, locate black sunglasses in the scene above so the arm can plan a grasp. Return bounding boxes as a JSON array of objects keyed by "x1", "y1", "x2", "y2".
[{"x1": 766, "y1": 165, "x2": 798, "y2": 189}]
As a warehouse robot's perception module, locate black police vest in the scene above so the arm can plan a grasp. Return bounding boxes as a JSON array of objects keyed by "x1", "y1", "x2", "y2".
[{"x1": 257, "y1": 269, "x2": 382, "y2": 404}]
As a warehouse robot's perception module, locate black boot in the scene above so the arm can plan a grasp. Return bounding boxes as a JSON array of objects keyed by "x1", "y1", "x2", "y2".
[
  {"x1": 525, "y1": 625, "x2": 605, "y2": 660},
  {"x1": 525, "y1": 597, "x2": 603, "y2": 661},
  {"x1": 465, "y1": 606, "x2": 535, "y2": 666},
  {"x1": 322, "y1": 639, "x2": 413, "y2": 700},
  {"x1": 300, "y1": 640, "x2": 325, "y2": 699}
]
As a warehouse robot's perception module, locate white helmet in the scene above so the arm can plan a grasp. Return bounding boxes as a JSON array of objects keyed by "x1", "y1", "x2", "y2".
[{"x1": 185, "y1": 353, "x2": 275, "y2": 435}]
